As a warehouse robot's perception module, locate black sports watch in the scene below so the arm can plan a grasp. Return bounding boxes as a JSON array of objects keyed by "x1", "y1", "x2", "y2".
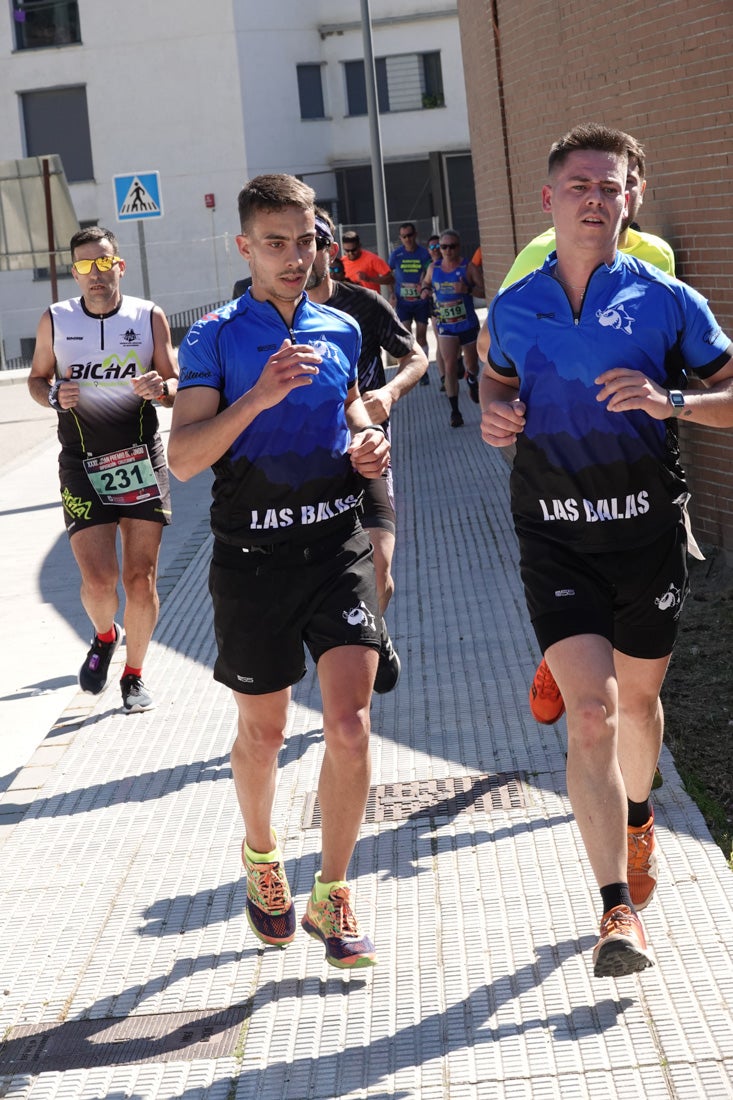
[{"x1": 668, "y1": 390, "x2": 686, "y2": 414}]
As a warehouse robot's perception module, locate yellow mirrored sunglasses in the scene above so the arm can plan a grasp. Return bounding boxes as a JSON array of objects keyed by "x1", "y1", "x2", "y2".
[{"x1": 71, "y1": 256, "x2": 122, "y2": 275}]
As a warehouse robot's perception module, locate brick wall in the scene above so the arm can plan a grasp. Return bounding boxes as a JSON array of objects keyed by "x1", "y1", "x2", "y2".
[{"x1": 457, "y1": 0, "x2": 733, "y2": 555}]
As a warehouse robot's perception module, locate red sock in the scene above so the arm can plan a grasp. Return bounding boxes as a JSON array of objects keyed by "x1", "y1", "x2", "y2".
[
  {"x1": 97, "y1": 626, "x2": 117, "y2": 644},
  {"x1": 123, "y1": 665, "x2": 142, "y2": 679}
]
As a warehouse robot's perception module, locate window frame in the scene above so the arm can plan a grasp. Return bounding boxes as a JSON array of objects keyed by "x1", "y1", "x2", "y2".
[
  {"x1": 11, "y1": 0, "x2": 81, "y2": 51},
  {"x1": 343, "y1": 51, "x2": 444, "y2": 116},
  {"x1": 296, "y1": 62, "x2": 326, "y2": 121},
  {"x1": 20, "y1": 84, "x2": 94, "y2": 184}
]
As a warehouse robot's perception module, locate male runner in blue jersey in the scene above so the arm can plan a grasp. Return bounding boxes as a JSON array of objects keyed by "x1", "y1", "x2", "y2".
[
  {"x1": 169, "y1": 174, "x2": 389, "y2": 970},
  {"x1": 480, "y1": 123, "x2": 733, "y2": 979}
]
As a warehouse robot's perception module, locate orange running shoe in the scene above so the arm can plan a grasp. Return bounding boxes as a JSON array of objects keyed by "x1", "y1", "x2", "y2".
[
  {"x1": 627, "y1": 809, "x2": 658, "y2": 911},
  {"x1": 592, "y1": 904, "x2": 655, "y2": 978},
  {"x1": 529, "y1": 658, "x2": 565, "y2": 724}
]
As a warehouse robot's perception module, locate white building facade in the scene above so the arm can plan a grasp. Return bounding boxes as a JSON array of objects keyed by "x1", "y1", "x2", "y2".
[{"x1": 0, "y1": 0, "x2": 474, "y2": 363}]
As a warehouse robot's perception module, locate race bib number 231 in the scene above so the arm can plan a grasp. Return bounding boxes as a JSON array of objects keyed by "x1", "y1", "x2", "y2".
[{"x1": 83, "y1": 444, "x2": 161, "y2": 506}]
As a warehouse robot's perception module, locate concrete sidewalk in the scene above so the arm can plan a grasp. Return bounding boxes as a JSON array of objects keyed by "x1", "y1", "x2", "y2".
[{"x1": 1, "y1": 364, "x2": 733, "y2": 1099}]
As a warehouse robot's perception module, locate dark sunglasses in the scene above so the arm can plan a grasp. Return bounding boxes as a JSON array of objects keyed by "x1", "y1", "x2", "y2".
[
  {"x1": 440, "y1": 243, "x2": 459, "y2": 250},
  {"x1": 315, "y1": 236, "x2": 330, "y2": 251}
]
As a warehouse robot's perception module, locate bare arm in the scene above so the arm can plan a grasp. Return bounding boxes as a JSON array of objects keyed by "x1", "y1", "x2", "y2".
[
  {"x1": 479, "y1": 363, "x2": 525, "y2": 448},
  {"x1": 167, "y1": 339, "x2": 321, "y2": 481},
  {"x1": 466, "y1": 260, "x2": 485, "y2": 299},
  {"x1": 27, "y1": 311, "x2": 83, "y2": 412},
  {"x1": 477, "y1": 318, "x2": 491, "y2": 364},
  {"x1": 362, "y1": 345, "x2": 429, "y2": 423},
  {"x1": 419, "y1": 262, "x2": 435, "y2": 297},
  {"x1": 596, "y1": 350, "x2": 733, "y2": 428},
  {"x1": 147, "y1": 307, "x2": 180, "y2": 406},
  {"x1": 344, "y1": 382, "x2": 391, "y2": 479}
]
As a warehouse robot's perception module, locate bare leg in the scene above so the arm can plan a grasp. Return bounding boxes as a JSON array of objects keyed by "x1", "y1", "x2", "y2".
[
  {"x1": 439, "y1": 334, "x2": 460, "y2": 397},
  {"x1": 546, "y1": 634, "x2": 627, "y2": 888},
  {"x1": 431, "y1": 318, "x2": 445, "y2": 381},
  {"x1": 317, "y1": 645, "x2": 377, "y2": 883},
  {"x1": 614, "y1": 649, "x2": 670, "y2": 802},
  {"x1": 69, "y1": 524, "x2": 121, "y2": 635},
  {"x1": 364, "y1": 526, "x2": 396, "y2": 615},
  {"x1": 118, "y1": 518, "x2": 163, "y2": 668},
  {"x1": 415, "y1": 320, "x2": 430, "y2": 361},
  {"x1": 462, "y1": 341, "x2": 479, "y2": 378},
  {"x1": 231, "y1": 688, "x2": 291, "y2": 854}
]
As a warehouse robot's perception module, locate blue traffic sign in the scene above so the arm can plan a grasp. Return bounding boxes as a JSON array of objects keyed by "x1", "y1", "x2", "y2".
[{"x1": 113, "y1": 172, "x2": 163, "y2": 221}]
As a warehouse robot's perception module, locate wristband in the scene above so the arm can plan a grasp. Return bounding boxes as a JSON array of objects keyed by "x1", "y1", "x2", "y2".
[
  {"x1": 48, "y1": 380, "x2": 64, "y2": 411},
  {"x1": 366, "y1": 423, "x2": 388, "y2": 438},
  {"x1": 161, "y1": 380, "x2": 170, "y2": 399}
]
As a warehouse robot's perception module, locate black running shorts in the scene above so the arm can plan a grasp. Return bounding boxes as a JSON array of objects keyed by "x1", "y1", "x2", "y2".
[
  {"x1": 59, "y1": 436, "x2": 171, "y2": 536},
  {"x1": 209, "y1": 518, "x2": 381, "y2": 695},
  {"x1": 518, "y1": 521, "x2": 689, "y2": 660}
]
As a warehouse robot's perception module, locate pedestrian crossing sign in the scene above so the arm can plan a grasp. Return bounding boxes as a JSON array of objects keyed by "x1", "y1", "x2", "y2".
[{"x1": 113, "y1": 171, "x2": 163, "y2": 221}]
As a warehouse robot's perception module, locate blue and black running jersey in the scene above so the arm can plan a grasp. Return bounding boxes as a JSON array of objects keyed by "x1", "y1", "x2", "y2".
[
  {"x1": 432, "y1": 260, "x2": 479, "y2": 336},
  {"x1": 178, "y1": 290, "x2": 363, "y2": 546},
  {"x1": 488, "y1": 252, "x2": 732, "y2": 552}
]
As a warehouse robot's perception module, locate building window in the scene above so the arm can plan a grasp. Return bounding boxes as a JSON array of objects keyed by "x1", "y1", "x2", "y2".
[
  {"x1": 21, "y1": 86, "x2": 94, "y2": 183},
  {"x1": 297, "y1": 63, "x2": 325, "y2": 120},
  {"x1": 12, "y1": 0, "x2": 80, "y2": 50},
  {"x1": 344, "y1": 52, "x2": 444, "y2": 116}
]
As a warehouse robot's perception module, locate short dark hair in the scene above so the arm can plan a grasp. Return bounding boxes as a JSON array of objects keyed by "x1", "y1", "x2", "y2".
[
  {"x1": 70, "y1": 226, "x2": 118, "y2": 258},
  {"x1": 547, "y1": 123, "x2": 630, "y2": 177},
  {"x1": 625, "y1": 134, "x2": 647, "y2": 180},
  {"x1": 400, "y1": 222, "x2": 416, "y2": 234},
  {"x1": 237, "y1": 173, "x2": 315, "y2": 232},
  {"x1": 342, "y1": 231, "x2": 360, "y2": 245}
]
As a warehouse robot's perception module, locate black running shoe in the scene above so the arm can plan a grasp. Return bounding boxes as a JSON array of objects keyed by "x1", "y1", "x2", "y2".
[
  {"x1": 466, "y1": 373, "x2": 480, "y2": 403},
  {"x1": 450, "y1": 410, "x2": 464, "y2": 428},
  {"x1": 121, "y1": 674, "x2": 155, "y2": 713},
  {"x1": 373, "y1": 621, "x2": 401, "y2": 694},
  {"x1": 79, "y1": 624, "x2": 121, "y2": 694}
]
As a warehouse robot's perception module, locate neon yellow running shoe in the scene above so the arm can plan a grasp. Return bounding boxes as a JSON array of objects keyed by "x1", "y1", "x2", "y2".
[
  {"x1": 301, "y1": 881, "x2": 377, "y2": 969},
  {"x1": 242, "y1": 841, "x2": 295, "y2": 947}
]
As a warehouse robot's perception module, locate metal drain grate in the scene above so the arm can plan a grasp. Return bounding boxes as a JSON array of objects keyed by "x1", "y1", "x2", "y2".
[
  {"x1": 0, "y1": 1006, "x2": 248, "y2": 1073},
  {"x1": 303, "y1": 772, "x2": 528, "y2": 827}
]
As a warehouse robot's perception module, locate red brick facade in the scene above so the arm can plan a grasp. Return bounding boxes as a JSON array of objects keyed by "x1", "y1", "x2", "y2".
[{"x1": 457, "y1": 0, "x2": 733, "y2": 554}]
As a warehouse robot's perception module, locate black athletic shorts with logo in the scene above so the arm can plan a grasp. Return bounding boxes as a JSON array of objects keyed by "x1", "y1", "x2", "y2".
[
  {"x1": 209, "y1": 515, "x2": 381, "y2": 695},
  {"x1": 58, "y1": 435, "x2": 172, "y2": 536},
  {"x1": 518, "y1": 520, "x2": 689, "y2": 660}
]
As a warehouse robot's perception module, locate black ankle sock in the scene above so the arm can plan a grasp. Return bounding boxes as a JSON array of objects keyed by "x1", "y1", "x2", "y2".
[
  {"x1": 627, "y1": 797, "x2": 651, "y2": 829},
  {"x1": 449, "y1": 395, "x2": 459, "y2": 412},
  {"x1": 600, "y1": 882, "x2": 634, "y2": 915}
]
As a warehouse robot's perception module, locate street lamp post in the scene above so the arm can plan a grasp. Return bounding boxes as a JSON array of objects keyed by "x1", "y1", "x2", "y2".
[{"x1": 360, "y1": 0, "x2": 390, "y2": 260}]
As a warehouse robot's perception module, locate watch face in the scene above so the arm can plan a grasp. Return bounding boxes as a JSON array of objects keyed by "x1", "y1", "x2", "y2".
[{"x1": 669, "y1": 391, "x2": 685, "y2": 408}]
